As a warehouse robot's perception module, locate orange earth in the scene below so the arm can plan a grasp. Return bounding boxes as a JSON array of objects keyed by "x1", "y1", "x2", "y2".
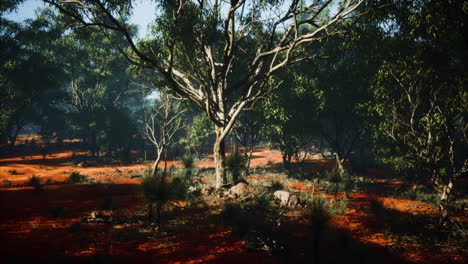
[{"x1": 0, "y1": 144, "x2": 466, "y2": 264}]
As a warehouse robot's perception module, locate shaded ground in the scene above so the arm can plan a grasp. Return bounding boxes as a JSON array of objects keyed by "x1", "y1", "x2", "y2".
[{"x1": 0, "y1": 146, "x2": 466, "y2": 263}]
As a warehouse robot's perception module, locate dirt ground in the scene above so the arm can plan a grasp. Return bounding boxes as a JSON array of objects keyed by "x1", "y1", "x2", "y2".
[{"x1": 0, "y1": 145, "x2": 466, "y2": 264}]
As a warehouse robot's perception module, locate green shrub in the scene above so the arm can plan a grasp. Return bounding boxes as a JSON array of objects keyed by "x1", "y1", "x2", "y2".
[
  {"x1": 221, "y1": 192, "x2": 287, "y2": 253},
  {"x1": 180, "y1": 153, "x2": 196, "y2": 180},
  {"x1": 67, "y1": 171, "x2": 87, "y2": 183},
  {"x1": 305, "y1": 194, "x2": 332, "y2": 227},
  {"x1": 8, "y1": 169, "x2": 19, "y2": 175},
  {"x1": 181, "y1": 153, "x2": 195, "y2": 169},
  {"x1": 141, "y1": 174, "x2": 188, "y2": 227},
  {"x1": 225, "y1": 151, "x2": 246, "y2": 183},
  {"x1": 270, "y1": 180, "x2": 285, "y2": 192},
  {"x1": 28, "y1": 175, "x2": 44, "y2": 193},
  {"x1": 399, "y1": 186, "x2": 438, "y2": 205},
  {"x1": 326, "y1": 168, "x2": 355, "y2": 198},
  {"x1": 2, "y1": 179, "x2": 13, "y2": 187}
]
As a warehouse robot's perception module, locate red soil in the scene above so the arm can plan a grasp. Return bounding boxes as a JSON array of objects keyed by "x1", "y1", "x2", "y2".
[{"x1": 0, "y1": 148, "x2": 465, "y2": 264}]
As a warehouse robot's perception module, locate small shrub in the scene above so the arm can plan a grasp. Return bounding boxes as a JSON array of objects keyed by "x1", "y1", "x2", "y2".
[
  {"x1": 28, "y1": 175, "x2": 44, "y2": 193},
  {"x1": 141, "y1": 174, "x2": 187, "y2": 227},
  {"x1": 225, "y1": 151, "x2": 246, "y2": 183},
  {"x1": 8, "y1": 169, "x2": 19, "y2": 175},
  {"x1": 325, "y1": 168, "x2": 355, "y2": 198},
  {"x1": 67, "y1": 171, "x2": 87, "y2": 184},
  {"x1": 221, "y1": 192, "x2": 287, "y2": 253},
  {"x1": 399, "y1": 186, "x2": 438, "y2": 205},
  {"x1": 305, "y1": 195, "x2": 332, "y2": 227},
  {"x1": 2, "y1": 179, "x2": 13, "y2": 187},
  {"x1": 180, "y1": 154, "x2": 196, "y2": 180},
  {"x1": 270, "y1": 180, "x2": 285, "y2": 192},
  {"x1": 329, "y1": 198, "x2": 349, "y2": 216},
  {"x1": 180, "y1": 153, "x2": 195, "y2": 169}
]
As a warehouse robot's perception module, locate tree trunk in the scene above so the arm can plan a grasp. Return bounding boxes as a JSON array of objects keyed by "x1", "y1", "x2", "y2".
[
  {"x1": 214, "y1": 126, "x2": 227, "y2": 188},
  {"x1": 335, "y1": 152, "x2": 345, "y2": 174},
  {"x1": 151, "y1": 148, "x2": 163, "y2": 177},
  {"x1": 245, "y1": 147, "x2": 254, "y2": 175},
  {"x1": 435, "y1": 178, "x2": 453, "y2": 225}
]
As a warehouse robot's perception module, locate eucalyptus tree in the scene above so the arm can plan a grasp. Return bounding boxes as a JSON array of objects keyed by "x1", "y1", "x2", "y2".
[
  {"x1": 145, "y1": 92, "x2": 185, "y2": 177},
  {"x1": 366, "y1": 0, "x2": 467, "y2": 223},
  {"x1": 0, "y1": 8, "x2": 65, "y2": 146},
  {"x1": 45, "y1": 0, "x2": 364, "y2": 188},
  {"x1": 262, "y1": 70, "x2": 322, "y2": 170}
]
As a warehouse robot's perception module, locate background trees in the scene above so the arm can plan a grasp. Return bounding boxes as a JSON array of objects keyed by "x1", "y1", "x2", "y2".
[{"x1": 364, "y1": 0, "x2": 467, "y2": 223}]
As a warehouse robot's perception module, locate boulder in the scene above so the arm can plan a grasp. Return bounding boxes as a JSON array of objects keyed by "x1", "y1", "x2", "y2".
[
  {"x1": 226, "y1": 182, "x2": 254, "y2": 199},
  {"x1": 274, "y1": 190, "x2": 300, "y2": 207}
]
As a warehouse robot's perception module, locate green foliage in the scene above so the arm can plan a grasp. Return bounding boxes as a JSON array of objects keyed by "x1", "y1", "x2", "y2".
[
  {"x1": 181, "y1": 115, "x2": 214, "y2": 151},
  {"x1": 305, "y1": 195, "x2": 332, "y2": 228},
  {"x1": 180, "y1": 153, "x2": 195, "y2": 169},
  {"x1": 326, "y1": 169, "x2": 355, "y2": 198},
  {"x1": 141, "y1": 174, "x2": 188, "y2": 205},
  {"x1": 67, "y1": 171, "x2": 87, "y2": 184},
  {"x1": 225, "y1": 151, "x2": 246, "y2": 183},
  {"x1": 221, "y1": 192, "x2": 287, "y2": 253},
  {"x1": 269, "y1": 180, "x2": 285, "y2": 192},
  {"x1": 180, "y1": 153, "x2": 196, "y2": 180}
]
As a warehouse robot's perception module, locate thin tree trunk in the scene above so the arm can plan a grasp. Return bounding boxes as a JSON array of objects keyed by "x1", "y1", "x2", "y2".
[
  {"x1": 151, "y1": 149, "x2": 163, "y2": 177},
  {"x1": 436, "y1": 178, "x2": 453, "y2": 226},
  {"x1": 335, "y1": 152, "x2": 345, "y2": 173},
  {"x1": 245, "y1": 147, "x2": 254, "y2": 175},
  {"x1": 214, "y1": 126, "x2": 227, "y2": 188}
]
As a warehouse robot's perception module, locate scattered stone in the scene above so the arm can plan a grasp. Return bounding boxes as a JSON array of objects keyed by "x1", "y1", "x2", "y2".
[
  {"x1": 201, "y1": 186, "x2": 215, "y2": 196},
  {"x1": 76, "y1": 161, "x2": 88, "y2": 168},
  {"x1": 83, "y1": 211, "x2": 112, "y2": 223},
  {"x1": 225, "y1": 182, "x2": 254, "y2": 199},
  {"x1": 274, "y1": 190, "x2": 300, "y2": 207}
]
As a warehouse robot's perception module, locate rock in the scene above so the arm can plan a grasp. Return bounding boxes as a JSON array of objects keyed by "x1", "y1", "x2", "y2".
[
  {"x1": 76, "y1": 161, "x2": 88, "y2": 168},
  {"x1": 201, "y1": 186, "x2": 215, "y2": 196},
  {"x1": 274, "y1": 190, "x2": 300, "y2": 207},
  {"x1": 226, "y1": 182, "x2": 254, "y2": 199}
]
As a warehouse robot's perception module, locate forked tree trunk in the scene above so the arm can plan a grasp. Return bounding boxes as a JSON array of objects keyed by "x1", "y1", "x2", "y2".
[
  {"x1": 435, "y1": 177, "x2": 453, "y2": 226},
  {"x1": 214, "y1": 126, "x2": 227, "y2": 188},
  {"x1": 335, "y1": 152, "x2": 345, "y2": 174}
]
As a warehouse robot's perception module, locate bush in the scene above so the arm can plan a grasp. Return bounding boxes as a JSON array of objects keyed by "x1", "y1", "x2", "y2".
[
  {"x1": 180, "y1": 153, "x2": 196, "y2": 180},
  {"x1": 67, "y1": 171, "x2": 87, "y2": 184},
  {"x1": 225, "y1": 151, "x2": 246, "y2": 183},
  {"x1": 305, "y1": 195, "x2": 332, "y2": 226},
  {"x1": 2, "y1": 179, "x2": 13, "y2": 187},
  {"x1": 180, "y1": 153, "x2": 195, "y2": 169},
  {"x1": 8, "y1": 169, "x2": 19, "y2": 175},
  {"x1": 221, "y1": 192, "x2": 287, "y2": 253},
  {"x1": 28, "y1": 175, "x2": 44, "y2": 193},
  {"x1": 270, "y1": 180, "x2": 285, "y2": 192},
  {"x1": 326, "y1": 168, "x2": 355, "y2": 198},
  {"x1": 141, "y1": 174, "x2": 188, "y2": 227}
]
